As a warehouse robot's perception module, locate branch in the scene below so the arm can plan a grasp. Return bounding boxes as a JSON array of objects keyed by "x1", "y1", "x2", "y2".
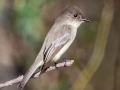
[{"x1": 0, "y1": 60, "x2": 74, "y2": 88}]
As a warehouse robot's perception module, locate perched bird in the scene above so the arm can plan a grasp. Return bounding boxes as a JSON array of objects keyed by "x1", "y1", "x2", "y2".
[{"x1": 18, "y1": 5, "x2": 90, "y2": 89}]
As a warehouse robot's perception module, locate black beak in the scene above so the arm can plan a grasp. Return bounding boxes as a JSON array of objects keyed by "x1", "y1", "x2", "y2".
[{"x1": 82, "y1": 18, "x2": 91, "y2": 22}]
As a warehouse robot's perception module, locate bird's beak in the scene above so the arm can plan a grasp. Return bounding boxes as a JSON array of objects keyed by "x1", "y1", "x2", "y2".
[{"x1": 82, "y1": 18, "x2": 91, "y2": 22}]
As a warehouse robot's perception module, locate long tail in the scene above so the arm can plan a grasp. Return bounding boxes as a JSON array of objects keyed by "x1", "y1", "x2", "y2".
[{"x1": 18, "y1": 60, "x2": 44, "y2": 90}]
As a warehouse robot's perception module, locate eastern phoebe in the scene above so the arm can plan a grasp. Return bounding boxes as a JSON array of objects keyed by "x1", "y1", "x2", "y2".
[{"x1": 18, "y1": 5, "x2": 90, "y2": 89}]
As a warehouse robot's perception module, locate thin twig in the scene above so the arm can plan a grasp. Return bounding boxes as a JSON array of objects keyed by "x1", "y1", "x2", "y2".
[{"x1": 0, "y1": 60, "x2": 74, "y2": 88}]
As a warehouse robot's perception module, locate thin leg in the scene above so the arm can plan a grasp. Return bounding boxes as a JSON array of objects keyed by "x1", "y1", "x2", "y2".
[
  {"x1": 54, "y1": 62, "x2": 58, "y2": 69},
  {"x1": 64, "y1": 58, "x2": 67, "y2": 67},
  {"x1": 61, "y1": 57, "x2": 67, "y2": 67}
]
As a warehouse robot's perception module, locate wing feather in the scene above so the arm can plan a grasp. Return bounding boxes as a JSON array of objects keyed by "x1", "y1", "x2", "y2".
[{"x1": 43, "y1": 28, "x2": 71, "y2": 62}]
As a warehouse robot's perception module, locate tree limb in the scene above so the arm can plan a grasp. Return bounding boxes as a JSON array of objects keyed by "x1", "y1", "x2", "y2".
[{"x1": 0, "y1": 60, "x2": 74, "y2": 88}]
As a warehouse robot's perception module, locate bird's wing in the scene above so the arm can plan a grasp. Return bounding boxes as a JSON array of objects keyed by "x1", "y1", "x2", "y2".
[{"x1": 43, "y1": 26, "x2": 71, "y2": 62}]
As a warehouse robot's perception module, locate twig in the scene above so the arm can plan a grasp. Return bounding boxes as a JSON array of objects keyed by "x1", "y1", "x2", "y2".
[{"x1": 0, "y1": 60, "x2": 74, "y2": 88}]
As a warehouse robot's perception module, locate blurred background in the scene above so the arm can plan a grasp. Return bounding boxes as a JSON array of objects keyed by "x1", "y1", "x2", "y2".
[{"x1": 0, "y1": 0, "x2": 119, "y2": 90}]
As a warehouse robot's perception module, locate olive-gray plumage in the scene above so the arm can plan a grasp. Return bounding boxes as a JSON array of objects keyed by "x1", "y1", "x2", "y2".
[{"x1": 18, "y1": 5, "x2": 90, "y2": 89}]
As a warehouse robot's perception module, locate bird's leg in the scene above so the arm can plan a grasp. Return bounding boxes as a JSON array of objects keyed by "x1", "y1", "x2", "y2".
[
  {"x1": 61, "y1": 57, "x2": 67, "y2": 67},
  {"x1": 61, "y1": 57, "x2": 70, "y2": 67},
  {"x1": 63, "y1": 58, "x2": 67, "y2": 67},
  {"x1": 54, "y1": 62, "x2": 58, "y2": 69}
]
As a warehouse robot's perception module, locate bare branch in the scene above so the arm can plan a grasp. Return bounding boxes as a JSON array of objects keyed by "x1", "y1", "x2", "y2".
[{"x1": 0, "y1": 60, "x2": 74, "y2": 88}]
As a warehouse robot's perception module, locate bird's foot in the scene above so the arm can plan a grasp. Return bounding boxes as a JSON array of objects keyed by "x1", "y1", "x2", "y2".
[
  {"x1": 54, "y1": 62, "x2": 58, "y2": 69},
  {"x1": 61, "y1": 57, "x2": 69, "y2": 67}
]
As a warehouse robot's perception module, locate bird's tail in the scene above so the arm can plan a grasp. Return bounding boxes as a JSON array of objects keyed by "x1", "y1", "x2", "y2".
[{"x1": 17, "y1": 60, "x2": 44, "y2": 90}]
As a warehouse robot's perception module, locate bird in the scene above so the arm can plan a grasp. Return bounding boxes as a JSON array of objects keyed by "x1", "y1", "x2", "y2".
[{"x1": 18, "y1": 5, "x2": 90, "y2": 89}]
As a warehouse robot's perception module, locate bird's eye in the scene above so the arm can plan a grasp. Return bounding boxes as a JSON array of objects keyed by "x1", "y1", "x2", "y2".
[{"x1": 74, "y1": 14, "x2": 78, "y2": 17}]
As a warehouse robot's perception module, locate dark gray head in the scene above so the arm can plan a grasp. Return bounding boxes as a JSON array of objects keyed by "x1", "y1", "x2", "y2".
[{"x1": 61, "y1": 5, "x2": 90, "y2": 22}]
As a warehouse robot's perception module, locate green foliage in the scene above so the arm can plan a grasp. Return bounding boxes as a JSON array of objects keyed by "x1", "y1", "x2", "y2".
[{"x1": 13, "y1": 0, "x2": 48, "y2": 44}]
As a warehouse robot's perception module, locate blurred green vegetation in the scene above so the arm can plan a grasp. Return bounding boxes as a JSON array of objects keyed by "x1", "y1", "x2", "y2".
[
  {"x1": 13, "y1": 0, "x2": 51, "y2": 44},
  {"x1": 0, "y1": 0, "x2": 120, "y2": 90}
]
